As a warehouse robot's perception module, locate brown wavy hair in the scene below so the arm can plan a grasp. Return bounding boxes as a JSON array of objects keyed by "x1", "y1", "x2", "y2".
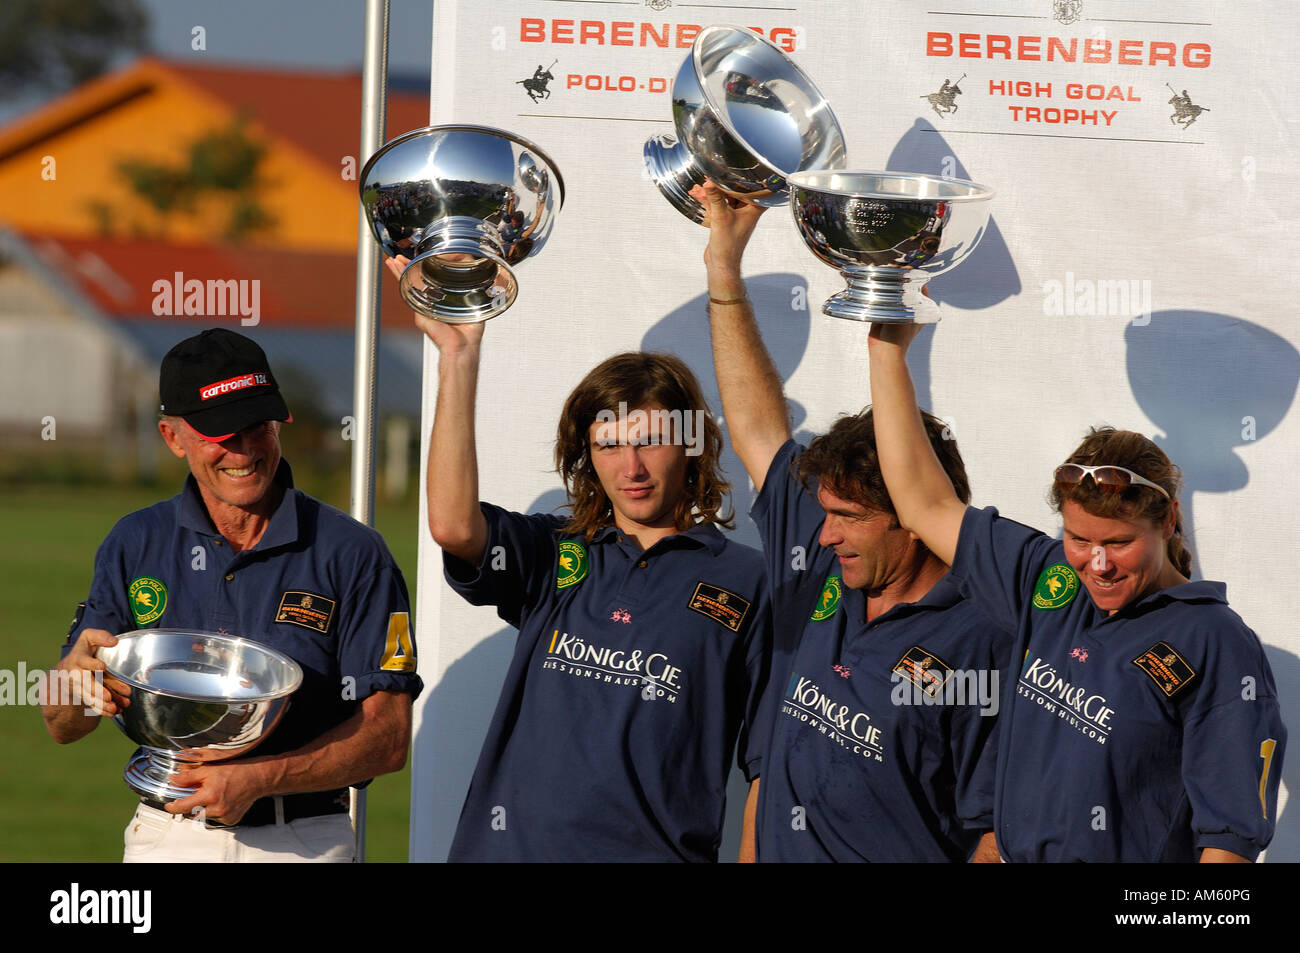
[
  {"x1": 555, "y1": 352, "x2": 732, "y2": 540},
  {"x1": 1049, "y1": 426, "x2": 1192, "y2": 577},
  {"x1": 795, "y1": 407, "x2": 971, "y2": 518}
]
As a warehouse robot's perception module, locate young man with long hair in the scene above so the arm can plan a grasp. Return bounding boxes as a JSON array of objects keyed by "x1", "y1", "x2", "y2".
[{"x1": 397, "y1": 258, "x2": 771, "y2": 861}]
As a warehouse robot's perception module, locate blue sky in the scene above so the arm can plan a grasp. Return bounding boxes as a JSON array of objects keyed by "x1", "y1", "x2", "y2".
[{"x1": 141, "y1": 0, "x2": 433, "y2": 75}]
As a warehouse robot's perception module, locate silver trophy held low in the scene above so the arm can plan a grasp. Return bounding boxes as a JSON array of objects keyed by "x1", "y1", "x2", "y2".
[
  {"x1": 644, "y1": 24, "x2": 847, "y2": 224},
  {"x1": 98, "y1": 629, "x2": 302, "y2": 807},
  {"x1": 360, "y1": 124, "x2": 564, "y2": 323},
  {"x1": 787, "y1": 171, "x2": 995, "y2": 323}
]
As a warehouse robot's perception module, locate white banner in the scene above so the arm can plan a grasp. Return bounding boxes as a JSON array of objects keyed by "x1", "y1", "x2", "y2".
[{"x1": 411, "y1": 0, "x2": 1300, "y2": 861}]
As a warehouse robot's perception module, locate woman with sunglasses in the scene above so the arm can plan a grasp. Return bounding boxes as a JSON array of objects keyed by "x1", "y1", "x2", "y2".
[{"x1": 866, "y1": 322, "x2": 1285, "y2": 862}]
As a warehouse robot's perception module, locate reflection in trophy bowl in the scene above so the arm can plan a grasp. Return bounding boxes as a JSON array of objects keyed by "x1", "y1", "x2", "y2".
[
  {"x1": 788, "y1": 171, "x2": 995, "y2": 323},
  {"x1": 99, "y1": 629, "x2": 302, "y2": 806},
  {"x1": 517, "y1": 151, "x2": 549, "y2": 196},
  {"x1": 644, "y1": 25, "x2": 846, "y2": 224},
  {"x1": 360, "y1": 124, "x2": 564, "y2": 323}
]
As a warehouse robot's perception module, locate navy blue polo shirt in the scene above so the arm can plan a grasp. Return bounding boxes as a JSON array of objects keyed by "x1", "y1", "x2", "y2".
[
  {"x1": 951, "y1": 505, "x2": 1286, "y2": 862},
  {"x1": 751, "y1": 441, "x2": 1011, "y2": 862},
  {"x1": 68, "y1": 461, "x2": 422, "y2": 760},
  {"x1": 444, "y1": 502, "x2": 771, "y2": 862}
]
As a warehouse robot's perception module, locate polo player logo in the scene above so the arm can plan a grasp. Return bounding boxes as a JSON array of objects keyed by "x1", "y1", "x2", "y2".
[
  {"x1": 556, "y1": 540, "x2": 589, "y2": 589},
  {"x1": 518, "y1": 60, "x2": 557, "y2": 103},
  {"x1": 128, "y1": 577, "x2": 168, "y2": 625},
  {"x1": 810, "y1": 575, "x2": 843, "y2": 621},
  {"x1": 1053, "y1": 0, "x2": 1082, "y2": 25},
  {"x1": 1033, "y1": 563, "x2": 1079, "y2": 610},
  {"x1": 921, "y1": 75, "x2": 965, "y2": 118},
  {"x1": 1167, "y1": 85, "x2": 1210, "y2": 128}
]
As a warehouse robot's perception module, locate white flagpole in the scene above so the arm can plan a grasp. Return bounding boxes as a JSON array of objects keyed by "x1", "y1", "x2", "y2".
[{"x1": 349, "y1": 0, "x2": 390, "y2": 864}]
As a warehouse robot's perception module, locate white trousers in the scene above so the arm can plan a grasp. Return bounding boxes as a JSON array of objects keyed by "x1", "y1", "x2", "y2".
[{"x1": 122, "y1": 803, "x2": 355, "y2": 863}]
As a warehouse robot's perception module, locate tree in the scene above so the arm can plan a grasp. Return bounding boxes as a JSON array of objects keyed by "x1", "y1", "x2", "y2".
[
  {"x1": 0, "y1": 0, "x2": 149, "y2": 95},
  {"x1": 116, "y1": 117, "x2": 276, "y2": 241}
]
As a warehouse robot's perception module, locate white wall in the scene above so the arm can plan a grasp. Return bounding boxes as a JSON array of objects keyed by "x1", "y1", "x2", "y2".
[{"x1": 0, "y1": 310, "x2": 117, "y2": 432}]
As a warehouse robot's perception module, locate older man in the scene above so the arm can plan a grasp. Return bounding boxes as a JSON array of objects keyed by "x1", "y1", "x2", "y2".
[{"x1": 42, "y1": 328, "x2": 421, "y2": 862}]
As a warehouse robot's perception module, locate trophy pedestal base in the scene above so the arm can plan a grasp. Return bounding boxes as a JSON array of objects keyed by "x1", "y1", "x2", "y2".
[
  {"x1": 823, "y1": 268, "x2": 941, "y2": 324},
  {"x1": 124, "y1": 747, "x2": 200, "y2": 807},
  {"x1": 401, "y1": 238, "x2": 518, "y2": 323},
  {"x1": 644, "y1": 135, "x2": 707, "y2": 225}
]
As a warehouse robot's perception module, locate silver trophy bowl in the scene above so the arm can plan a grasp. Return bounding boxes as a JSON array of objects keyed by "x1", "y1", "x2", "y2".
[
  {"x1": 644, "y1": 25, "x2": 846, "y2": 224},
  {"x1": 788, "y1": 171, "x2": 995, "y2": 323},
  {"x1": 98, "y1": 629, "x2": 302, "y2": 807},
  {"x1": 360, "y1": 124, "x2": 564, "y2": 322}
]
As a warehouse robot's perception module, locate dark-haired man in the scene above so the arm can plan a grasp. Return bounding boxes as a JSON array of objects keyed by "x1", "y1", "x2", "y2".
[
  {"x1": 43, "y1": 328, "x2": 421, "y2": 862},
  {"x1": 394, "y1": 257, "x2": 771, "y2": 862},
  {"x1": 692, "y1": 182, "x2": 1010, "y2": 862}
]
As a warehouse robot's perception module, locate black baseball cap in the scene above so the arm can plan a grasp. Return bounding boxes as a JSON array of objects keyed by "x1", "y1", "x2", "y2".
[{"x1": 159, "y1": 328, "x2": 292, "y2": 441}]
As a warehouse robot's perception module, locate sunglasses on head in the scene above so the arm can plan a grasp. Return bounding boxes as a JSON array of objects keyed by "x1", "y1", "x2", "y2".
[{"x1": 1053, "y1": 463, "x2": 1170, "y2": 500}]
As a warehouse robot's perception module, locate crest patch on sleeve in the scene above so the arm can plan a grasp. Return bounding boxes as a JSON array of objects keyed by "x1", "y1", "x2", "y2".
[
  {"x1": 892, "y1": 645, "x2": 954, "y2": 698},
  {"x1": 276, "y1": 590, "x2": 336, "y2": 633},
  {"x1": 1132, "y1": 641, "x2": 1197, "y2": 697},
  {"x1": 687, "y1": 582, "x2": 751, "y2": 632}
]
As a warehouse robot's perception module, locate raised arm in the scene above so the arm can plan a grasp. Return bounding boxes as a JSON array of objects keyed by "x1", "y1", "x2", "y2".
[
  {"x1": 694, "y1": 182, "x2": 791, "y2": 492},
  {"x1": 387, "y1": 256, "x2": 488, "y2": 564},
  {"x1": 866, "y1": 323, "x2": 967, "y2": 565}
]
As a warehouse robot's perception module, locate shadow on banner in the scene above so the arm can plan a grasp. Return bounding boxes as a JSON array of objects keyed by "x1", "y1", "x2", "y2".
[
  {"x1": 886, "y1": 117, "x2": 1023, "y2": 409},
  {"x1": 1125, "y1": 311, "x2": 1300, "y2": 579},
  {"x1": 642, "y1": 272, "x2": 814, "y2": 542}
]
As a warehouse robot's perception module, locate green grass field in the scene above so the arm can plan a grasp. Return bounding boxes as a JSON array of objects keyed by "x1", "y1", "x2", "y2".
[{"x1": 0, "y1": 482, "x2": 420, "y2": 862}]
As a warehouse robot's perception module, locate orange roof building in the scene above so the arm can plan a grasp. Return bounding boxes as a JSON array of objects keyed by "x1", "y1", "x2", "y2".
[
  {"x1": 0, "y1": 56, "x2": 431, "y2": 252},
  {"x1": 0, "y1": 58, "x2": 430, "y2": 446}
]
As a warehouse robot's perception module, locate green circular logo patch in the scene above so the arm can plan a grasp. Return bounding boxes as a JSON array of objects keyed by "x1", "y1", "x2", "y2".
[
  {"x1": 556, "y1": 541, "x2": 589, "y2": 590},
  {"x1": 128, "y1": 577, "x2": 168, "y2": 625},
  {"x1": 1033, "y1": 563, "x2": 1079, "y2": 610},
  {"x1": 810, "y1": 575, "x2": 843, "y2": 621}
]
